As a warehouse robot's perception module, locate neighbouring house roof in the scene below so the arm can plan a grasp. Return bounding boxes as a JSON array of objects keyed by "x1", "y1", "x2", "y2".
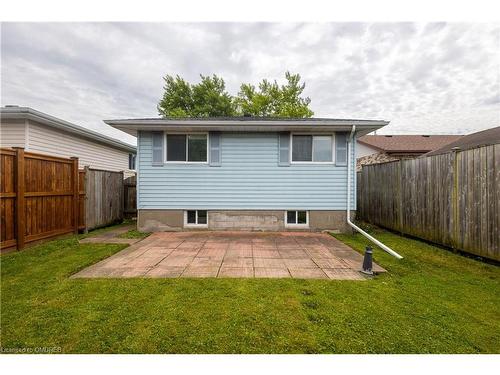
[
  {"x1": 104, "y1": 116, "x2": 390, "y2": 136},
  {"x1": 0, "y1": 106, "x2": 136, "y2": 153},
  {"x1": 357, "y1": 134, "x2": 462, "y2": 154},
  {"x1": 424, "y1": 126, "x2": 500, "y2": 156}
]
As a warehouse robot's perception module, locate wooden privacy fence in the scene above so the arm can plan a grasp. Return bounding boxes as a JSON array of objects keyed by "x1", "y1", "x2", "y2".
[
  {"x1": 357, "y1": 144, "x2": 499, "y2": 261},
  {"x1": 1, "y1": 147, "x2": 82, "y2": 250},
  {"x1": 123, "y1": 174, "x2": 137, "y2": 217},
  {"x1": 1, "y1": 148, "x2": 137, "y2": 250},
  {"x1": 83, "y1": 167, "x2": 124, "y2": 231}
]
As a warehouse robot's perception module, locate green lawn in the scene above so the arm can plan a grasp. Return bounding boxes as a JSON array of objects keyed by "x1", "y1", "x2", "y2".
[
  {"x1": 117, "y1": 229, "x2": 151, "y2": 239},
  {"x1": 1, "y1": 226, "x2": 499, "y2": 353}
]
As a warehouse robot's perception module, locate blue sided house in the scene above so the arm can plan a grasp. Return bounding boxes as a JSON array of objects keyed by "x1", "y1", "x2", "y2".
[{"x1": 106, "y1": 117, "x2": 389, "y2": 232}]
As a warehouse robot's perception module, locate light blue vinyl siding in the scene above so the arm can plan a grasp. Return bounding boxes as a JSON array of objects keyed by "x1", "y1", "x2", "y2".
[{"x1": 137, "y1": 132, "x2": 356, "y2": 210}]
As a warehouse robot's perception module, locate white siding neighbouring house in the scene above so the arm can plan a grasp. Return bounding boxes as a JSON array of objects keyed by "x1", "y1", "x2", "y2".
[
  {"x1": 27, "y1": 121, "x2": 130, "y2": 171},
  {"x1": 0, "y1": 120, "x2": 26, "y2": 148},
  {"x1": 356, "y1": 141, "x2": 379, "y2": 158},
  {"x1": 0, "y1": 106, "x2": 136, "y2": 173}
]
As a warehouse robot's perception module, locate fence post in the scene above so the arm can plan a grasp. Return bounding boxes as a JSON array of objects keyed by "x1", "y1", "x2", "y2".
[
  {"x1": 451, "y1": 150, "x2": 459, "y2": 249},
  {"x1": 71, "y1": 157, "x2": 79, "y2": 234},
  {"x1": 83, "y1": 166, "x2": 89, "y2": 233},
  {"x1": 120, "y1": 171, "x2": 125, "y2": 221},
  {"x1": 13, "y1": 147, "x2": 25, "y2": 250},
  {"x1": 398, "y1": 160, "x2": 404, "y2": 233}
]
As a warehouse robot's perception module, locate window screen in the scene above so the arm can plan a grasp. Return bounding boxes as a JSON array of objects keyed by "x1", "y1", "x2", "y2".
[
  {"x1": 209, "y1": 132, "x2": 221, "y2": 166},
  {"x1": 188, "y1": 135, "x2": 207, "y2": 162},
  {"x1": 166, "y1": 134, "x2": 187, "y2": 161},
  {"x1": 292, "y1": 135, "x2": 312, "y2": 162},
  {"x1": 152, "y1": 132, "x2": 164, "y2": 165},
  {"x1": 287, "y1": 211, "x2": 297, "y2": 224},
  {"x1": 279, "y1": 132, "x2": 290, "y2": 166},
  {"x1": 336, "y1": 132, "x2": 348, "y2": 165},
  {"x1": 313, "y1": 136, "x2": 332, "y2": 162}
]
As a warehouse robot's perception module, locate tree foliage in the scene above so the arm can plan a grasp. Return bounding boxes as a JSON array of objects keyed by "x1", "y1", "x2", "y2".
[
  {"x1": 158, "y1": 74, "x2": 235, "y2": 117},
  {"x1": 235, "y1": 72, "x2": 313, "y2": 117},
  {"x1": 158, "y1": 71, "x2": 313, "y2": 118}
]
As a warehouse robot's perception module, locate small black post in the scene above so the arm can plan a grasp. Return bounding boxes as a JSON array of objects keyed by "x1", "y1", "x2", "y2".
[{"x1": 361, "y1": 246, "x2": 373, "y2": 275}]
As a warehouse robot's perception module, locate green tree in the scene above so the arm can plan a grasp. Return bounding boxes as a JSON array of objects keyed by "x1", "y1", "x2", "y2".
[
  {"x1": 158, "y1": 74, "x2": 235, "y2": 117},
  {"x1": 158, "y1": 71, "x2": 313, "y2": 118},
  {"x1": 191, "y1": 75, "x2": 235, "y2": 117},
  {"x1": 235, "y1": 72, "x2": 313, "y2": 117}
]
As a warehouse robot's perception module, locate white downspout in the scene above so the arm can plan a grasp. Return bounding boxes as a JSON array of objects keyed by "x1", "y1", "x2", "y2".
[{"x1": 346, "y1": 125, "x2": 403, "y2": 259}]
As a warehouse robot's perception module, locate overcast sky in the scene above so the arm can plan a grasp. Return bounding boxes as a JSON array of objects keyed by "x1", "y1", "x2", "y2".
[{"x1": 1, "y1": 22, "x2": 499, "y2": 145}]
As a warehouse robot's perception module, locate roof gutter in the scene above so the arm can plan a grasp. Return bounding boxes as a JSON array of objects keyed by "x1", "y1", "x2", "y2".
[
  {"x1": 105, "y1": 119, "x2": 390, "y2": 127},
  {"x1": 346, "y1": 125, "x2": 403, "y2": 260}
]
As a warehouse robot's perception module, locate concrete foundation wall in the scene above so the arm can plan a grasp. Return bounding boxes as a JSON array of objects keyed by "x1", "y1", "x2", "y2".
[
  {"x1": 309, "y1": 211, "x2": 354, "y2": 233},
  {"x1": 138, "y1": 209, "x2": 355, "y2": 233},
  {"x1": 209, "y1": 211, "x2": 284, "y2": 231},
  {"x1": 138, "y1": 209, "x2": 184, "y2": 232}
]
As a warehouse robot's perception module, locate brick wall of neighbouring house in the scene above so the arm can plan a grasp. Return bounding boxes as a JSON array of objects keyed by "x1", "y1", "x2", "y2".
[{"x1": 356, "y1": 152, "x2": 399, "y2": 171}]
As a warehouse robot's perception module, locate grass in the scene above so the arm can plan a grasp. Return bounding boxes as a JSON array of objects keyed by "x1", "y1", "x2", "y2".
[
  {"x1": 117, "y1": 230, "x2": 151, "y2": 239},
  {"x1": 1, "y1": 226, "x2": 499, "y2": 353},
  {"x1": 77, "y1": 219, "x2": 135, "y2": 240}
]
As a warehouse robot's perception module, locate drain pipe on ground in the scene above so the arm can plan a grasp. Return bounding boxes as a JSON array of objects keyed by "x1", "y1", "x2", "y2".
[{"x1": 346, "y1": 125, "x2": 403, "y2": 260}]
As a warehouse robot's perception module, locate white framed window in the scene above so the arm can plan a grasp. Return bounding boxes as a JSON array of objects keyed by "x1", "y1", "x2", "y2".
[
  {"x1": 291, "y1": 134, "x2": 335, "y2": 164},
  {"x1": 165, "y1": 133, "x2": 208, "y2": 163},
  {"x1": 184, "y1": 210, "x2": 208, "y2": 227},
  {"x1": 285, "y1": 210, "x2": 309, "y2": 228}
]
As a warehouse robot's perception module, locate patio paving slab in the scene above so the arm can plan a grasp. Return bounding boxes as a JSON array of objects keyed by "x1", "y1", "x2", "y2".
[
  {"x1": 181, "y1": 266, "x2": 220, "y2": 278},
  {"x1": 288, "y1": 268, "x2": 328, "y2": 279},
  {"x1": 145, "y1": 266, "x2": 185, "y2": 278},
  {"x1": 72, "y1": 231, "x2": 386, "y2": 280},
  {"x1": 254, "y1": 268, "x2": 291, "y2": 278},
  {"x1": 253, "y1": 258, "x2": 286, "y2": 268},
  {"x1": 219, "y1": 267, "x2": 254, "y2": 278}
]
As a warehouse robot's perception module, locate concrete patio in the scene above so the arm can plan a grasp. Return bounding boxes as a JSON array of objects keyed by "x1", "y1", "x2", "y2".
[{"x1": 72, "y1": 231, "x2": 385, "y2": 280}]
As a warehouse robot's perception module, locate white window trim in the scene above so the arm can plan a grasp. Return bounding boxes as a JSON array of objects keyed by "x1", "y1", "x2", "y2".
[
  {"x1": 184, "y1": 210, "x2": 209, "y2": 228},
  {"x1": 165, "y1": 132, "x2": 209, "y2": 164},
  {"x1": 284, "y1": 210, "x2": 309, "y2": 228},
  {"x1": 290, "y1": 133, "x2": 336, "y2": 164}
]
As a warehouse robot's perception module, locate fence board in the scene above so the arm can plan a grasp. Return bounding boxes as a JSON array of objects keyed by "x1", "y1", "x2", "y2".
[
  {"x1": 1, "y1": 150, "x2": 16, "y2": 247},
  {"x1": 84, "y1": 167, "x2": 124, "y2": 231},
  {"x1": 357, "y1": 144, "x2": 499, "y2": 261}
]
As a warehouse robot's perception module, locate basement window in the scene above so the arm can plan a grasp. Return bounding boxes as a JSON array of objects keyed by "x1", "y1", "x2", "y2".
[
  {"x1": 285, "y1": 210, "x2": 309, "y2": 227},
  {"x1": 185, "y1": 210, "x2": 208, "y2": 227}
]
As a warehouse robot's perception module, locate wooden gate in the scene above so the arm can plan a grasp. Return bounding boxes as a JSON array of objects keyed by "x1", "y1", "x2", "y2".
[
  {"x1": 123, "y1": 174, "x2": 137, "y2": 217},
  {"x1": 83, "y1": 167, "x2": 124, "y2": 231}
]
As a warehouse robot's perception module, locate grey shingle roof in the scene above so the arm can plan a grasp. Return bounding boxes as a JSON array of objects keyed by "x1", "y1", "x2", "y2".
[
  {"x1": 424, "y1": 126, "x2": 500, "y2": 156},
  {"x1": 358, "y1": 134, "x2": 462, "y2": 153}
]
